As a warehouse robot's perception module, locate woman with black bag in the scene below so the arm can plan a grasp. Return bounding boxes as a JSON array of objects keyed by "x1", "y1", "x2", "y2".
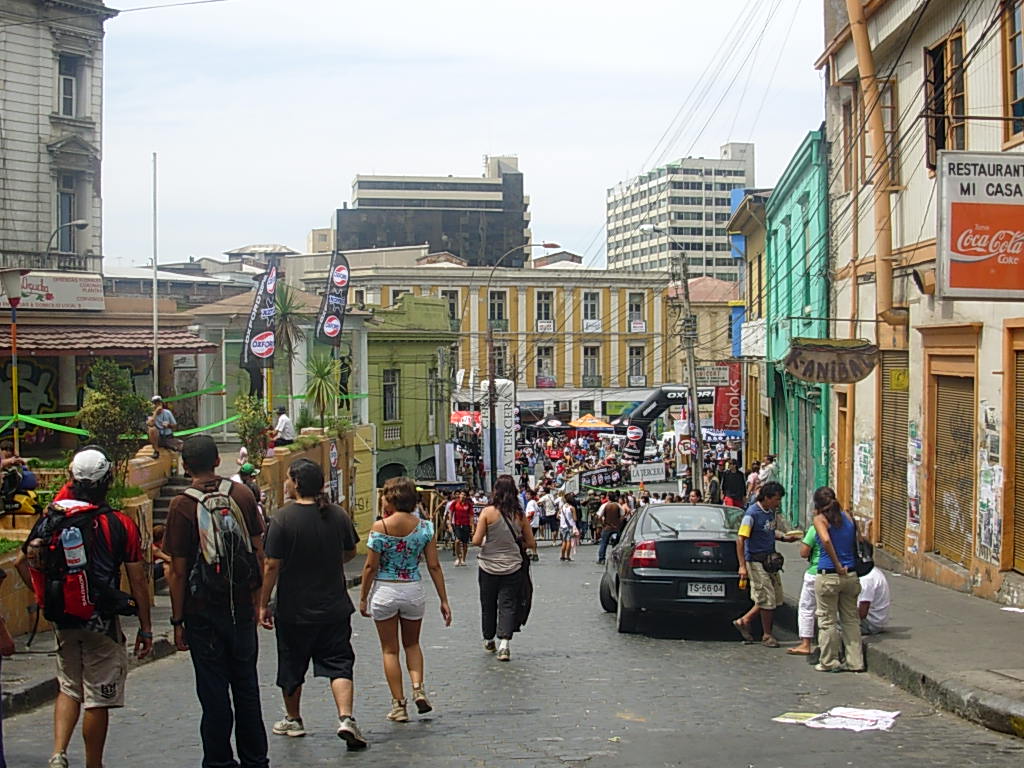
[{"x1": 472, "y1": 475, "x2": 536, "y2": 662}]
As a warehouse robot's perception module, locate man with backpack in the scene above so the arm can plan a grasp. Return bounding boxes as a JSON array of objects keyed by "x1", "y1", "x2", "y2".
[
  {"x1": 14, "y1": 446, "x2": 152, "y2": 768},
  {"x1": 163, "y1": 435, "x2": 269, "y2": 768}
]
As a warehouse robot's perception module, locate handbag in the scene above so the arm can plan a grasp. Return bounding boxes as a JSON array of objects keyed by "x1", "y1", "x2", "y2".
[
  {"x1": 499, "y1": 512, "x2": 533, "y2": 631},
  {"x1": 855, "y1": 539, "x2": 875, "y2": 577}
]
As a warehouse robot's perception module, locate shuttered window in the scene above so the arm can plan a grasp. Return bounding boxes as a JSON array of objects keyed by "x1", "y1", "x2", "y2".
[
  {"x1": 1014, "y1": 354, "x2": 1024, "y2": 573},
  {"x1": 878, "y1": 351, "x2": 908, "y2": 554},
  {"x1": 932, "y1": 375, "x2": 975, "y2": 566}
]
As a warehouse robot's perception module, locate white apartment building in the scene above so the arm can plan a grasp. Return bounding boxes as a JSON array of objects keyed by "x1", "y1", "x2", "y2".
[
  {"x1": 0, "y1": 0, "x2": 116, "y2": 274},
  {"x1": 606, "y1": 142, "x2": 755, "y2": 277},
  {"x1": 821, "y1": 0, "x2": 1024, "y2": 603}
]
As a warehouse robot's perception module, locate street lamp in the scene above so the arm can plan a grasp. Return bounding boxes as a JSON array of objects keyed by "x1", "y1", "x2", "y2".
[
  {"x1": 0, "y1": 268, "x2": 30, "y2": 455},
  {"x1": 45, "y1": 219, "x2": 88, "y2": 253},
  {"x1": 638, "y1": 223, "x2": 706, "y2": 495},
  {"x1": 485, "y1": 241, "x2": 560, "y2": 490}
]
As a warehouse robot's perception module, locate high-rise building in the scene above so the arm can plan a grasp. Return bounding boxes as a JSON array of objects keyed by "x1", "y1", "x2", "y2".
[
  {"x1": 335, "y1": 155, "x2": 531, "y2": 268},
  {"x1": 606, "y1": 142, "x2": 755, "y2": 278}
]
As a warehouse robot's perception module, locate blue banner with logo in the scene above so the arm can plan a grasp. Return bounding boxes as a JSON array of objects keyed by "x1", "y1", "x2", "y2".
[{"x1": 239, "y1": 264, "x2": 277, "y2": 370}]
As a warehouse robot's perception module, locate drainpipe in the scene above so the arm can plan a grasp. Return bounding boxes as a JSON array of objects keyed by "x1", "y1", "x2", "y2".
[{"x1": 845, "y1": 0, "x2": 904, "y2": 328}]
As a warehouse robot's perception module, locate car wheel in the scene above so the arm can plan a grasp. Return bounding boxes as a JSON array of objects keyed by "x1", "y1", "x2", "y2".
[
  {"x1": 615, "y1": 584, "x2": 639, "y2": 633},
  {"x1": 599, "y1": 577, "x2": 616, "y2": 613}
]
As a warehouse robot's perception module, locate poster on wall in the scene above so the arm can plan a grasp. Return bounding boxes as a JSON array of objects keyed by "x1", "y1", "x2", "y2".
[{"x1": 937, "y1": 150, "x2": 1024, "y2": 299}]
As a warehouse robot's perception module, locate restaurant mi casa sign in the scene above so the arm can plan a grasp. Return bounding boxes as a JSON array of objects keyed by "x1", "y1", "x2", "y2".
[{"x1": 937, "y1": 151, "x2": 1024, "y2": 299}]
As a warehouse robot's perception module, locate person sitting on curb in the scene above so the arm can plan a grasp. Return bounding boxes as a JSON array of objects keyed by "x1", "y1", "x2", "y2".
[
  {"x1": 857, "y1": 550, "x2": 891, "y2": 635},
  {"x1": 146, "y1": 396, "x2": 182, "y2": 460}
]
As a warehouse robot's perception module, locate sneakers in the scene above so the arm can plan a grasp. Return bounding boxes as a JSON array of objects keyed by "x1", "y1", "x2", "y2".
[
  {"x1": 48, "y1": 754, "x2": 69, "y2": 768},
  {"x1": 272, "y1": 716, "x2": 306, "y2": 737},
  {"x1": 497, "y1": 647, "x2": 511, "y2": 662},
  {"x1": 483, "y1": 639, "x2": 496, "y2": 653},
  {"x1": 412, "y1": 683, "x2": 432, "y2": 714},
  {"x1": 337, "y1": 716, "x2": 368, "y2": 749},
  {"x1": 386, "y1": 698, "x2": 409, "y2": 722}
]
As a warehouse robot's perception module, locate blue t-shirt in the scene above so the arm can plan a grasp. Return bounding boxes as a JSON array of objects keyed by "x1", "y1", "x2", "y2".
[
  {"x1": 738, "y1": 501, "x2": 777, "y2": 560},
  {"x1": 154, "y1": 408, "x2": 176, "y2": 436},
  {"x1": 367, "y1": 519, "x2": 435, "y2": 581},
  {"x1": 817, "y1": 512, "x2": 857, "y2": 570}
]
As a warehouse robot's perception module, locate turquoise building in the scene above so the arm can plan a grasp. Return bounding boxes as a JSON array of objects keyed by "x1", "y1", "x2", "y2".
[{"x1": 764, "y1": 127, "x2": 830, "y2": 526}]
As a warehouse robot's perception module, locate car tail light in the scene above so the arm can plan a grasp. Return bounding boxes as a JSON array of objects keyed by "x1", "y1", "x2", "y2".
[
  {"x1": 694, "y1": 542, "x2": 720, "y2": 548},
  {"x1": 630, "y1": 540, "x2": 659, "y2": 568}
]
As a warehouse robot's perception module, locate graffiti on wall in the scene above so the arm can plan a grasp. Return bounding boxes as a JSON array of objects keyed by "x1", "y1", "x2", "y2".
[
  {"x1": 976, "y1": 402, "x2": 1003, "y2": 563},
  {"x1": 907, "y1": 420, "x2": 922, "y2": 528},
  {"x1": 0, "y1": 358, "x2": 59, "y2": 445},
  {"x1": 852, "y1": 442, "x2": 874, "y2": 510}
]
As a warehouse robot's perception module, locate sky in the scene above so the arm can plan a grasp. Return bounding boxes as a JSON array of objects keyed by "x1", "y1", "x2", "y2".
[{"x1": 101, "y1": 0, "x2": 827, "y2": 269}]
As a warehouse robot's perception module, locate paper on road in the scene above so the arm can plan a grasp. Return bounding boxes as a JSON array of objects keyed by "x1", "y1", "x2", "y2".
[{"x1": 804, "y1": 707, "x2": 901, "y2": 732}]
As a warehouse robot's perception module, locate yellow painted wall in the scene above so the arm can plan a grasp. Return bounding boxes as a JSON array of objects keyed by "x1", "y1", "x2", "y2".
[{"x1": 350, "y1": 423, "x2": 377, "y2": 554}]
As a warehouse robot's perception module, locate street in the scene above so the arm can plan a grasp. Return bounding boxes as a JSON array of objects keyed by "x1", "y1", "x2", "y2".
[{"x1": 5, "y1": 545, "x2": 1023, "y2": 768}]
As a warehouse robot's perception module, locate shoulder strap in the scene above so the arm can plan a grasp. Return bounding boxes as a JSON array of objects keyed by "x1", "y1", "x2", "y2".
[{"x1": 183, "y1": 487, "x2": 206, "y2": 503}]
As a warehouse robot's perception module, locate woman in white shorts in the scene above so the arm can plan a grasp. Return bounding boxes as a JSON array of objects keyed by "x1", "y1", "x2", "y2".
[{"x1": 359, "y1": 477, "x2": 452, "y2": 724}]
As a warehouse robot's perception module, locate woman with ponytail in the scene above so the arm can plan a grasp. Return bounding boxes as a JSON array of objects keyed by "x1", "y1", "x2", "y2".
[{"x1": 811, "y1": 486, "x2": 864, "y2": 673}]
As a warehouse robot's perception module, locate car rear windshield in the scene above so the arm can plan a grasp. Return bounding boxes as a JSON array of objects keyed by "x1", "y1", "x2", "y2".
[{"x1": 640, "y1": 505, "x2": 741, "y2": 535}]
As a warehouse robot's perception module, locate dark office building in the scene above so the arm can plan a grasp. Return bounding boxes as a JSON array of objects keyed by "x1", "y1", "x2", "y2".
[{"x1": 336, "y1": 155, "x2": 531, "y2": 268}]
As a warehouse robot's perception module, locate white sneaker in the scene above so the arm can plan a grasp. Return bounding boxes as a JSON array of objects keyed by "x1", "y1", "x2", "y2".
[
  {"x1": 272, "y1": 716, "x2": 306, "y2": 737},
  {"x1": 48, "y1": 754, "x2": 69, "y2": 768},
  {"x1": 338, "y1": 716, "x2": 368, "y2": 750}
]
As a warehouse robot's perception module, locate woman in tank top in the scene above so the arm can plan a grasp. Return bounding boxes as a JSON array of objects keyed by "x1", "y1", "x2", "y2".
[
  {"x1": 812, "y1": 486, "x2": 864, "y2": 673},
  {"x1": 471, "y1": 474, "x2": 537, "y2": 661}
]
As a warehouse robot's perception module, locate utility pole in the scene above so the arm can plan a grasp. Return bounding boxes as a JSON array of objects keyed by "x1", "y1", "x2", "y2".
[
  {"x1": 487, "y1": 319, "x2": 498, "y2": 491},
  {"x1": 676, "y1": 251, "x2": 706, "y2": 497}
]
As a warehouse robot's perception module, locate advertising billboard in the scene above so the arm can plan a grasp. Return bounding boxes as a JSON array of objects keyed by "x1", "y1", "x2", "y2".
[{"x1": 937, "y1": 151, "x2": 1024, "y2": 299}]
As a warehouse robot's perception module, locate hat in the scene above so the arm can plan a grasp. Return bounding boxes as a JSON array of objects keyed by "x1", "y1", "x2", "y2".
[
  {"x1": 276, "y1": 406, "x2": 287, "y2": 414},
  {"x1": 239, "y1": 462, "x2": 260, "y2": 476},
  {"x1": 70, "y1": 448, "x2": 112, "y2": 482},
  {"x1": 151, "y1": 395, "x2": 163, "y2": 402}
]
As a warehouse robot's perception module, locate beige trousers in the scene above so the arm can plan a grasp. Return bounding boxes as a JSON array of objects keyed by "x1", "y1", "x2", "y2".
[{"x1": 814, "y1": 572, "x2": 864, "y2": 671}]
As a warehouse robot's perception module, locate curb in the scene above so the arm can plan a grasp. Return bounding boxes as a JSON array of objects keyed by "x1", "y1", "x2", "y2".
[{"x1": 778, "y1": 594, "x2": 1024, "y2": 739}]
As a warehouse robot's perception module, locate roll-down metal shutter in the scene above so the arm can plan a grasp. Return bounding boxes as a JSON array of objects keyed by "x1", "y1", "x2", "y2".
[
  {"x1": 933, "y1": 375, "x2": 974, "y2": 567},
  {"x1": 1014, "y1": 354, "x2": 1024, "y2": 573},
  {"x1": 878, "y1": 351, "x2": 908, "y2": 554}
]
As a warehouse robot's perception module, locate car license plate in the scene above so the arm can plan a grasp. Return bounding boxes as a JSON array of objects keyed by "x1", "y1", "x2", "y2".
[{"x1": 687, "y1": 582, "x2": 725, "y2": 598}]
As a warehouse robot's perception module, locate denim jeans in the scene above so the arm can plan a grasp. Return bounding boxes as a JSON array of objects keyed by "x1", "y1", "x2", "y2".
[
  {"x1": 185, "y1": 615, "x2": 269, "y2": 768},
  {"x1": 597, "y1": 528, "x2": 618, "y2": 562}
]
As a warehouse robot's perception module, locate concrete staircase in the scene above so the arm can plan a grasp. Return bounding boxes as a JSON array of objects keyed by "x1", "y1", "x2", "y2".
[{"x1": 152, "y1": 476, "x2": 191, "y2": 527}]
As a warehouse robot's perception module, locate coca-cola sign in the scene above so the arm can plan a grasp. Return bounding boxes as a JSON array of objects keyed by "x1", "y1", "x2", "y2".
[{"x1": 938, "y1": 151, "x2": 1024, "y2": 299}]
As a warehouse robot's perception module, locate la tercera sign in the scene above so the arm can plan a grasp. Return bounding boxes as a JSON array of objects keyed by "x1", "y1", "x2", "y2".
[{"x1": 784, "y1": 338, "x2": 879, "y2": 384}]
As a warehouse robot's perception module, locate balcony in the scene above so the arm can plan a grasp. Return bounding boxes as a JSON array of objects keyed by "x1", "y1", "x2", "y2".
[
  {"x1": 628, "y1": 375, "x2": 647, "y2": 388},
  {"x1": 1, "y1": 251, "x2": 98, "y2": 273},
  {"x1": 628, "y1": 317, "x2": 647, "y2": 333},
  {"x1": 449, "y1": 317, "x2": 461, "y2": 332},
  {"x1": 488, "y1": 318, "x2": 508, "y2": 332},
  {"x1": 536, "y1": 319, "x2": 554, "y2": 333},
  {"x1": 382, "y1": 425, "x2": 402, "y2": 442},
  {"x1": 582, "y1": 319, "x2": 602, "y2": 333},
  {"x1": 581, "y1": 374, "x2": 603, "y2": 388}
]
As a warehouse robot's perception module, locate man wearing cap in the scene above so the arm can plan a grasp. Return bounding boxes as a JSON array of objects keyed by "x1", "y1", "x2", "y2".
[
  {"x1": 146, "y1": 395, "x2": 181, "y2": 460},
  {"x1": 272, "y1": 406, "x2": 296, "y2": 447},
  {"x1": 231, "y1": 463, "x2": 264, "y2": 522},
  {"x1": 15, "y1": 447, "x2": 152, "y2": 768}
]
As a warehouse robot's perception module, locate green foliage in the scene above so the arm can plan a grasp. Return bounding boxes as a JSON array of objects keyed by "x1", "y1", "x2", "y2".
[
  {"x1": 326, "y1": 414, "x2": 353, "y2": 439},
  {"x1": 275, "y1": 284, "x2": 311, "y2": 402},
  {"x1": 108, "y1": 483, "x2": 145, "y2": 509},
  {"x1": 289, "y1": 434, "x2": 322, "y2": 452},
  {"x1": 0, "y1": 538, "x2": 22, "y2": 556},
  {"x1": 77, "y1": 359, "x2": 149, "y2": 482},
  {"x1": 234, "y1": 394, "x2": 271, "y2": 467},
  {"x1": 295, "y1": 404, "x2": 314, "y2": 431},
  {"x1": 305, "y1": 353, "x2": 340, "y2": 428},
  {"x1": 26, "y1": 451, "x2": 74, "y2": 469}
]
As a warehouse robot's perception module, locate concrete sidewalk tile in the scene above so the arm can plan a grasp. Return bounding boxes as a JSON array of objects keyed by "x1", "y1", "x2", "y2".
[{"x1": 776, "y1": 541, "x2": 1024, "y2": 739}]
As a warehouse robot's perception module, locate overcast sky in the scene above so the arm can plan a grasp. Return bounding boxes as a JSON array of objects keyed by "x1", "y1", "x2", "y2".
[{"x1": 102, "y1": 0, "x2": 826, "y2": 268}]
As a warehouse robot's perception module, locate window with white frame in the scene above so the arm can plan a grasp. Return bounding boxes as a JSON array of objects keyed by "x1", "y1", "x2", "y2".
[
  {"x1": 536, "y1": 290, "x2": 553, "y2": 321},
  {"x1": 1004, "y1": 1, "x2": 1024, "y2": 140},
  {"x1": 382, "y1": 369, "x2": 400, "y2": 421},
  {"x1": 58, "y1": 54, "x2": 81, "y2": 118},
  {"x1": 440, "y1": 289, "x2": 459, "y2": 320},
  {"x1": 427, "y1": 368, "x2": 437, "y2": 437},
  {"x1": 492, "y1": 344, "x2": 507, "y2": 378},
  {"x1": 488, "y1": 290, "x2": 506, "y2": 321},
  {"x1": 56, "y1": 173, "x2": 77, "y2": 252},
  {"x1": 582, "y1": 291, "x2": 600, "y2": 321},
  {"x1": 627, "y1": 292, "x2": 644, "y2": 323},
  {"x1": 628, "y1": 346, "x2": 646, "y2": 378},
  {"x1": 536, "y1": 346, "x2": 554, "y2": 379},
  {"x1": 583, "y1": 346, "x2": 600, "y2": 377},
  {"x1": 390, "y1": 288, "x2": 410, "y2": 306}
]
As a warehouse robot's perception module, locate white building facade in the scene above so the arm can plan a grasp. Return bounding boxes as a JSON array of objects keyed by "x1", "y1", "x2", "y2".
[
  {"x1": 606, "y1": 142, "x2": 755, "y2": 278},
  {"x1": 0, "y1": 0, "x2": 116, "y2": 274}
]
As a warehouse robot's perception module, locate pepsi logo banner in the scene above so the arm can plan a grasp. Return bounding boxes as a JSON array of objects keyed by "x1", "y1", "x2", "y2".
[{"x1": 316, "y1": 250, "x2": 351, "y2": 346}]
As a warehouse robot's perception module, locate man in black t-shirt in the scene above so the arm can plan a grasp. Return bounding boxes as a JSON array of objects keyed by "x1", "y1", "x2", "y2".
[
  {"x1": 258, "y1": 458, "x2": 366, "y2": 750},
  {"x1": 164, "y1": 436, "x2": 269, "y2": 768}
]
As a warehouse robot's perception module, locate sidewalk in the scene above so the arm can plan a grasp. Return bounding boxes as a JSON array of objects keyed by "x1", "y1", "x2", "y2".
[
  {"x1": 776, "y1": 542, "x2": 1024, "y2": 738},
  {"x1": 1, "y1": 555, "x2": 366, "y2": 718}
]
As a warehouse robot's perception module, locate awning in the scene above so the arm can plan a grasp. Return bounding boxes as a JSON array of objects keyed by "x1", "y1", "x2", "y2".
[
  {"x1": 569, "y1": 413, "x2": 614, "y2": 429},
  {"x1": 0, "y1": 327, "x2": 217, "y2": 357}
]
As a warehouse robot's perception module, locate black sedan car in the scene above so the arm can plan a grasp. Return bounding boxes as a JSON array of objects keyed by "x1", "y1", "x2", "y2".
[{"x1": 599, "y1": 503, "x2": 751, "y2": 633}]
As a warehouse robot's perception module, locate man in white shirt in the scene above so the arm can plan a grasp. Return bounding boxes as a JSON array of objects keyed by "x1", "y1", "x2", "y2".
[
  {"x1": 858, "y1": 566, "x2": 891, "y2": 634},
  {"x1": 272, "y1": 406, "x2": 296, "y2": 446}
]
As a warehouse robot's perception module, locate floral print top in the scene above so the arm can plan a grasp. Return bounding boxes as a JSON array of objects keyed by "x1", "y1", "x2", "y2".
[{"x1": 367, "y1": 519, "x2": 435, "y2": 582}]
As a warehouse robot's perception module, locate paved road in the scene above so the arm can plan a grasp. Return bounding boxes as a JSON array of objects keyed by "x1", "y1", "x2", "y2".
[{"x1": 6, "y1": 542, "x2": 1023, "y2": 767}]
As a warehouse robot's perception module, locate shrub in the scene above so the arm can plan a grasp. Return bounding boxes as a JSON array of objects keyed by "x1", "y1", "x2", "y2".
[
  {"x1": 77, "y1": 359, "x2": 149, "y2": 483},
  {"x1": 234, "y1": 394, "x2": 271, "y2": 467}
]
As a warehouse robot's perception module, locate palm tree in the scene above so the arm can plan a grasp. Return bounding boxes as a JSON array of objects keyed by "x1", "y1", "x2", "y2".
[
  {"x1": 275, "y1": 283, "x2": 311, "y2": 407},
  {"x1": 305, "y1": 352, "x2": 340, "y2": 428}
]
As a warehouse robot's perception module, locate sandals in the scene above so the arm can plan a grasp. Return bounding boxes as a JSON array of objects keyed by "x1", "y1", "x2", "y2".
[{"x1": 732, "y1": 619, "x2": 755, "y2": 643}]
